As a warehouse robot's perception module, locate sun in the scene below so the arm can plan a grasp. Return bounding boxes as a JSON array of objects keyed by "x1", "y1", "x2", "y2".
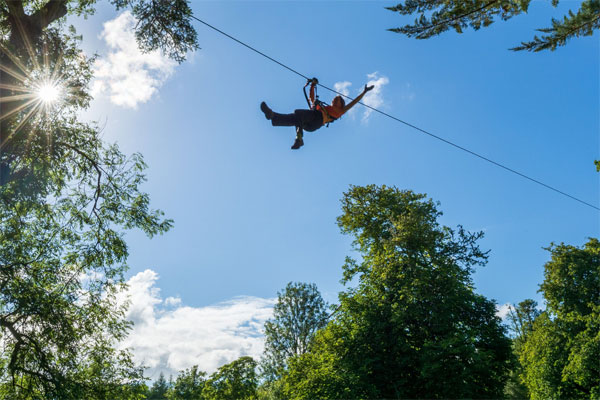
[
  {"x1": 0, "y1": 33, "x2": 85, "y2": 148},
  {"x1": 36, "y1": 81, "x2": 62, "y2": 104}
]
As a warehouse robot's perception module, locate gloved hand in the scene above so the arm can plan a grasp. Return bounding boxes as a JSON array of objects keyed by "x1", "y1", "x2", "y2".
[
  {"x1": 364, "y1": 84, "x2": 374, "y2": 92},
  {"x1": 309, "y1": 77, "x2": 319, "y2": 85}
]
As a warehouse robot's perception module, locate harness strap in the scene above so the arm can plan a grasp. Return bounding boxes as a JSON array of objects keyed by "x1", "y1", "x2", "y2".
[
  {"x1": 303, "y1": 83, "x2": 312, "y2": 109},
  {"x1": 302, "y1": 81, "x2": 338, "y2": 127},
  {"x1": 314, "y1": 101, "x2": 334, "y2": 127}
]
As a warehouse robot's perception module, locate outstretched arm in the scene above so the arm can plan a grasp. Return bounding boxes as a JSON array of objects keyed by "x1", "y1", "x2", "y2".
[{"x1": 343, "y1": 84, "x2": 374, "y2": 113}]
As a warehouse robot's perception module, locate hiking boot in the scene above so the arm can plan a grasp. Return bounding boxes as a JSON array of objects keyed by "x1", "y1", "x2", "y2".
[
  {"x1": 291, "y1": 137, "x2": 304, "y2": 150},
  {"x1": 260, "y1": 102, "x2": 273, "y2": 120}
]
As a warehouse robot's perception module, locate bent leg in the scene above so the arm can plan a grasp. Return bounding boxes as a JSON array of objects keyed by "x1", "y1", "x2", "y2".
[
  {"x1": 291, "y1": 126, "x2": 304, "y2": 150},
  {"x1": 271, "y1": 112, "x2": 300, "y2": 127},
  {"x1": 294, "y1": 109, "x2": 323, "y2": 132},
  {"x1": 271, "y1": 109, "x2": 320, "y2": 128}
]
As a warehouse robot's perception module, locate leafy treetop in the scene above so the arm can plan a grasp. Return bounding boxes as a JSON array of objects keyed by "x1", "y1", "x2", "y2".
[{"x1": 386, "y1": 0, "x2": 600, "y2": 51}]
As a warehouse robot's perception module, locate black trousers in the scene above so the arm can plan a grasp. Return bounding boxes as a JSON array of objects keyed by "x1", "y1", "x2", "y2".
[{"x1": 271, "y1": 109, "x2": 323, "y2": 132}]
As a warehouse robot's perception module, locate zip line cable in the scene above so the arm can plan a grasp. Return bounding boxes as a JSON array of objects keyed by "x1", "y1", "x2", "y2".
[{"x1": 189, "y1": 15, "x2": 599, "y2": 212}]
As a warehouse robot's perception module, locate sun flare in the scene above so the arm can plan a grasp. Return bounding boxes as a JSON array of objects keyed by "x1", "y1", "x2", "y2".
[{"x1": 36, "y1": 81, "x2": 61, "y2": 104}]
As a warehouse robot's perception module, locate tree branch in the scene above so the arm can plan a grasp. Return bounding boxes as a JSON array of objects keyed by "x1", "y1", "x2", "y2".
[
  {"x1": 390, "y1": 0, "x2": 500, "y2": 37},
  {"x1": 5, "y1": 1, "x2": 25, "y2": 19},
  {"x1": 30, "y1": 0, "x2": 69, "y2": 31},
  {"x1": 512, "y1": 13, "x2": 600, "y2": 51},
  {"x1": 54, "y1": 141, "x2": 103, "y2": 216},
  {"x1": 427, "y1": 0, "x2": 499, "y2": 31}
]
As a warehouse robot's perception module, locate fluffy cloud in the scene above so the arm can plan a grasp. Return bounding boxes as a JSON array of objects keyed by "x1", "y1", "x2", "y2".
[
  {"x1": 118, "y1": 270, "x2": 274, "y2": 378},
  {"x1": 333, "y1": 72, "x2": 389, "y2": 123},
  {"x1": 333, "y1": 81, "x2": 352, "y2": 97},
  {"x1": 91, "y1": 11, "x2": 176, "y2": 109},
  {"x1": 495, "y1": 303, "x2": 514, "y2": 320},
  {"x1": 361, "y1": 72, "x2": 389, "y2": 122}
]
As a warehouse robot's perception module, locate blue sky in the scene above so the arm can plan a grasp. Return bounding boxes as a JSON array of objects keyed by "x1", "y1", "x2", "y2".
[{"x1": 71, "y1": 1, "x2": 598, "y2": 377}]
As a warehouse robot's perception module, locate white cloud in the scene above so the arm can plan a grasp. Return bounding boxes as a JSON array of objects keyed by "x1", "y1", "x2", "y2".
[
  {"x1": 496, "y1": 303, "x2": 514, "y2": 320},
  {"x1": 333, "y1": 72, "x2": 389, "y2": 123},
  {"x1": 92, "y1": 11, "x2": 176, "y2": 109},
  {"x1": 164, "y1": 296, "x2": 182, "y2": 307},
  {"x1": 118, "y1": 270, "x2": 274, "y2": 379},
  {"x1": 362, "y1": 72, "x2": 389, "y2": 122},
  {"x1": 333, "y1": 81, "x2": 352, "y2": 97}
]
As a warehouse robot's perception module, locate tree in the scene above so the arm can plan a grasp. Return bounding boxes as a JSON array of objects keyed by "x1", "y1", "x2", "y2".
[
  {"x1": 281, "y1": 326, "x2": 362, "y2": 400},
  {"x1": 0, "y1": 0, "x2": 198, "y2": 396},
  {"x1": 0, "y1": 0, "x2": 197, "y2": 187},
  {"x1": 203, "y1": 357, "x2": 258, "y2": 400},
  {"x1": 504, "y1": 299, "x2": 541, "y2": 399},
  {"x1": 260, "y1": 282, "x2": 328, "y2": 399},
  {"x1": 0, "y1": 45, "x2": 166, "y2": 394},
  {"x1": 261, "y1": 282, "x2": 328, "y2": 381},
  {"x1": 281, "y1": 185, "x2": 512, "y2": 399},
  {"x1": 386, "y1": 0, "x2": 600, "y2": 51},
  {"x1": 166, "y1": 366, "x2": 206, "y2": 400},
  {"x1": 507, "y1": 299, "x2": 542, "y2": 339},
  {"x1": 519, "y1": 238, "x2": 599, "y2": 399},
  {"x1": 147, "y1": 373, "x2": 171, "y2": 400}
]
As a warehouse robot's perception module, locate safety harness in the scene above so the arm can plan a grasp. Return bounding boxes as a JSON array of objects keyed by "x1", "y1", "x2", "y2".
[{"x1": 303, "y1": 78, "x2": 338, "y2": 127}]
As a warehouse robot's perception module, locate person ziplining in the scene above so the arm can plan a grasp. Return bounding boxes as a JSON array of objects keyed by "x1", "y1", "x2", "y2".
[
  {"x1": 260, "y1": 78, "x2": 374, "y2": 149},
  {"x1": 186, "y1": 15, "x2": 598, "y2": 210}
]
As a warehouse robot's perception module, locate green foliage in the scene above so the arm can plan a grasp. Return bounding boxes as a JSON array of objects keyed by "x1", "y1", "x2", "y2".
[
  {"x1": 256, "y1": 380, "x2": 284, "y2": 400},
  {"x1": 507, "y1": 299, "x2": 542, "y2": 340},
  {"x1": 148, "y1": 373, "x2": 170, "y2": 400},
  {"x1": 261, "y1": 282, "x2": 328, "y2": 384},
  {"x1": 141, "y1": 361, "x2": 259, "y2": 400},
  {"x1": 503, "y1": 299, "x2": 541, "y2": 399},
  {"x1": 203, "y1": 357, "x2": 258, "y2": 400},
  {"x1": 110, "y1": 0, "x2": 198, "y2": 62},
  {"x1": 520, "y1": 239, "x2": 600, "y2": 399},
  {"x1": 281, "y1": 326, "x2": 362, "y2": 400},
  {"x1": 0, "y1": 0, "x2": 198, "y2": 396},
  {"x1": 512, "y1": 0, "x2": 600, "y2": 51},
  {"x1": 540, "y1": 239, "x2": 599, "y2": 317},
  {"x1": 166, "y1": 366, "x2": 206, "y2": 400},
  {"x1": 0, "y1": 1, "x2": 198, "y2": 62},
  {"x1": 281, "y1": 185, "x2": 512, "y2": 399},
  {"x1": 386, "y1": 0, "x2": 600, "y2": 51},
  {"x1": 0, "y1": 39, "x2": 165, "y2": 398},
  {"x1": 504, "y1": 362, "x2": 530, "y2": 400}
]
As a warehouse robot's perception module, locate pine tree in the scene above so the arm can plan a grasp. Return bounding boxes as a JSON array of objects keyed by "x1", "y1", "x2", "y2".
[
  {"x1": 148, "y1": 373, "x2": 171, "y2": 400},
  {"x1": 386, "y1": 0, "x2": 600, "y2": 51}
]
